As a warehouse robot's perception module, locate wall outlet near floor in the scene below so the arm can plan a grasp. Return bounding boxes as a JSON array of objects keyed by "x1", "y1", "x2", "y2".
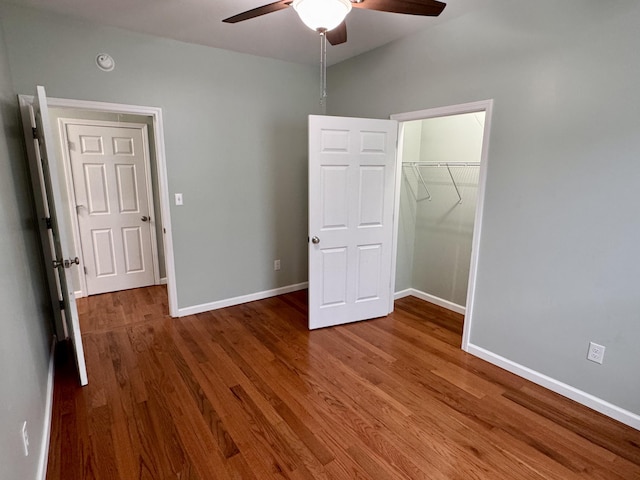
[
  {"x1": 21, "y1": 421, "x2": 29, "y2": 456},
  {"x1": 274, "y1": 259, "x2": 281, "y2": 271},
  {"x1": 587, "y1": 342, "x2": 606, "y2": 364}
]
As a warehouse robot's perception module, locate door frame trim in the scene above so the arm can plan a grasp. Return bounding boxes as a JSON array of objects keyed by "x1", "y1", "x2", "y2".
[
  {"x1": 19, "y1": 94, "x2": 178, "y2": 317},
  {"x1": 390, "y1": 99, "x2": 494, "y2": 352},
  {"x1": 57, "y1": 118, "x2": 161, "y2": 297}
]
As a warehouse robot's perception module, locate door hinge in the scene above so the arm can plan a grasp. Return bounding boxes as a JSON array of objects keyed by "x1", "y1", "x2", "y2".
[
  {"x1": 45, "y1": 217, "x2": 52, "y2": 229},
  {"x1": 32, "y1": 127, "x2": 38, "y2": 139},
  {"x1": 59, "y1": 300, "x2": 65, "y2": 311},
  {"x1": 84, "y1": 266, "x2": 88, "y2": 275}
]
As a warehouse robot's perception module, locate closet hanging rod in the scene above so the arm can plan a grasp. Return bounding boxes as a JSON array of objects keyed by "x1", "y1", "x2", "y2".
[
  {"x1": 402, "y1": 162, "x2": 478, "y2": 204},
  {"x1": 402, "y1": 161, "x2": 481, "y2": 167}
]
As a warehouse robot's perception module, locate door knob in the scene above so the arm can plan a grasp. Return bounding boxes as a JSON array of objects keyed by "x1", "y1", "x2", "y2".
[
  {"x1": 311, "y1": 236, "x2": 320, "y2": 244},
  {"x1": 63, "y1": 257, "x2": 80, "y2": 268},
  {"x1": 141, "y1": 216, "x2": 150, "y2": 222}
]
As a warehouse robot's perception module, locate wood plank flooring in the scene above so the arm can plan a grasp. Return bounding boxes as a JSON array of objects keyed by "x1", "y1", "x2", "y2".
[{"x1": 47, "y1": 286, "x2": 640, "y2": 479}]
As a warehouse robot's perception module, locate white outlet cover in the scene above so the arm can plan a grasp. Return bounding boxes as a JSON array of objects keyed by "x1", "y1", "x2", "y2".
[{"x1": 587, "y1": 342, "x2": 605, "y2": 364}]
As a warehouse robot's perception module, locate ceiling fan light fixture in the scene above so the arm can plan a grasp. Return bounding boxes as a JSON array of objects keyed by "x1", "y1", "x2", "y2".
[{"x1": 292, "y1": 0, "x2": 352, "y2": 32}]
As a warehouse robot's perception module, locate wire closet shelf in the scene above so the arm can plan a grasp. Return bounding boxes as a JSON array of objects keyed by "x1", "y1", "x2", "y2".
[{"x1": 402, "y1": 161, "x2": 481, "y2": 204}]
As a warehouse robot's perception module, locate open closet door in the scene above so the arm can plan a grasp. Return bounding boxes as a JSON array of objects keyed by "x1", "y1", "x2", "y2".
[
  {"x1": 308, "y1": 115, "x2": 398, "y2": 329},
  {"x1": 22, "y1": 86, "x2": 88, "y2": 386}
]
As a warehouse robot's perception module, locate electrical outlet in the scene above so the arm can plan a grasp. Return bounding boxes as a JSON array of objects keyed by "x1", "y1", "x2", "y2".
[
  {"x1": 587, "y1": 342, "x2": 606, "y2": 364},
  {"x1": 274, "y1": 259, "x2": 281, "y2": 271},
  {"x1": 21, "y1": 421, "x2": 29, "y2": 456},
  {"x1": 175, "y1": 193, "x2": 183, "y2": 206}
]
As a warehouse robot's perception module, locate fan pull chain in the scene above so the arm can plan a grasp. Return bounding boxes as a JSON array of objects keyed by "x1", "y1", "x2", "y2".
[{"x1": 319, "y1": 29, "x2": 327, "y2": 113}]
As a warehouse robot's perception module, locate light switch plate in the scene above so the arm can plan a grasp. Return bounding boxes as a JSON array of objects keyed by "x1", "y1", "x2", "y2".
[{"x1": 175, "y1": 193, "x2": 183, "y2": 206}]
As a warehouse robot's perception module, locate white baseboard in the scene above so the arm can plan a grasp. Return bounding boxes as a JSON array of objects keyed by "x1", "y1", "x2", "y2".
[
  {"x1": 37, "y1": 337, "x2": 56, "y2": 480},
  {"x1": 160, "y1": 277, "x2": 168, "y2": 285},
  {"x1": 394, "y1": 288, "x2": 466, "y2": 315},
  {"x1": 394, "y1": 288, "x2": 413, "y2": 300},
  {"x1": 177, "y1": 282, "x2": 309, "y2": 317},
  {"x1": 467, "y1": 343, "x2": 640, "y2": 431}
]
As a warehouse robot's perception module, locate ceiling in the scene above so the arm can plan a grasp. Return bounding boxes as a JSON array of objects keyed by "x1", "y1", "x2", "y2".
[{"x1": 5, "y1": 0, "x2": 472, "y2": 65}]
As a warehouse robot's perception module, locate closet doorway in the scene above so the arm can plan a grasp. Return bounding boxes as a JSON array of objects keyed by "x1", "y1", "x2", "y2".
[{"x1": 391, "y1": 100, "x2": 493, "y2": 350}]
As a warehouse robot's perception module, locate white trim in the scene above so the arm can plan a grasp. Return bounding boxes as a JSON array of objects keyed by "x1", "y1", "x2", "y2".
[
  {"x1": 37, "y1": 338, "x2": 56, "y2": 480},
  {"x1": 58, "y1": 119, "x2": 162, "y2": 294},
  {"x1": 395, "y1": 288, "x2": 465, "y2": 315},
  {"x1": 160, "y1": 277, "x2": 168, "y2": 285},
  {"x1": 56, "y1": 118, "x2": 88, "y2": 297},
  {"x1": 391, "y1": 100, "x2": 493, "y2": 123},
  {"x1": 387, "y1": 120, "x2": 405, "y2": 314},
  {"x1": 74, "y1": 290, "x2": 83, "y2": 299},
  {"x1": 390, "y1": 99, "x2": 494, "y2": 351},
  {"x1": 20, "y1": 95, "x2": 179, "y2": 317},
  {"x1": 467, "y1": 343, "x2": 640, "y2": 431},
  {"x1": 393, "y1": 288, "x2": 413, "y2": 300},
  {"x1": 463, "y1": 101, "x2": 493, "y2": 351},
  {"x1": 177, "y1": 282, "x2": 308, "y2": 317}
]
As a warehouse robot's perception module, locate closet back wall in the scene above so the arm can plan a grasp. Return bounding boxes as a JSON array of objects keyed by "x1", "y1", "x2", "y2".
[{"x1": 397, "y1": 113, "x2": 484, "y2": 308}]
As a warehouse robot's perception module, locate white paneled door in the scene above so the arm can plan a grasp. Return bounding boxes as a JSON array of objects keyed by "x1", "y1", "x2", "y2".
[
  {"x1": 66, "y1": 123, "x2": 158, "y2": 295},
  {"x1": 23, "y1": 86, "x2": 88, "y2": 386},
  {"x1": 308, "y1": 115, "x2": 398, "y2": 329}
]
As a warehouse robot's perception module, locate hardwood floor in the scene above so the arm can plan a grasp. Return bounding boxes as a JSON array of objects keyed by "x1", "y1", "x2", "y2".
[{"x1": 47, "y1": 286, "x2": 640, "y2": 479}]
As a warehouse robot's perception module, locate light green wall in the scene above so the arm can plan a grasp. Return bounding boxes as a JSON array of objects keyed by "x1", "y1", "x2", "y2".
[
  {"x1": 0, "y1": 3, "x2": 320, "y2": 309},
  {"x1": 48, "y1": 108, "x2": 166, "y2": 292},
  {"x1": 419, "y1": 113, "x2": 485, "y2": 164},
  {"x1": 0, "y1": 21, "x2": 53, "y2": 480},
  {"x1": 394, "y1": 121, "x2": 420, "y2": 292},
  {"x1": 330, "y1": 0, "x2": 640, "y2": 415}
]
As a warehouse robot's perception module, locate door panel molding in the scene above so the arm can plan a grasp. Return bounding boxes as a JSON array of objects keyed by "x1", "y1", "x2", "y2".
[
  {"x1": 63, "y1": 121, "x2": 159, "y2": 295},
  {"x1": 309, "y1": 115, "x2": 398, "y2": 330}
]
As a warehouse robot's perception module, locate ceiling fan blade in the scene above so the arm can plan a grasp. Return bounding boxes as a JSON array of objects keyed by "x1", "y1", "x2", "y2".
[
  {"x1": 327, "y1": 22, "x2": 347, "y2": 46},
  {"x1": 351, "y1": 0, "x2": 446, "y2": 17},
  {"x1": 222, "y1": 0, "x2": 292, "y2": 24}
]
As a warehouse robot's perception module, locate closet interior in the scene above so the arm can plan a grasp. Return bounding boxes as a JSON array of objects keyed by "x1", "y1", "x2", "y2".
[{"x1": 395, "y1": 111, "x2": 485, "y2": 313}]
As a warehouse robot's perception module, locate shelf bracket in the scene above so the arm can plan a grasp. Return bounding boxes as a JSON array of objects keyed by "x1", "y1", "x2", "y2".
[{"x1": 445, "y1": 164, "x2": 463, "y2": 204}]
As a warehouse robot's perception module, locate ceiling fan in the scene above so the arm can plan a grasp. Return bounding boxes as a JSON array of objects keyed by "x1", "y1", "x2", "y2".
[
  {"x1": 223, "y1": 0, "x2": 447, "y2": 46},
  {"x1": 223, "y1": 0, "x2": 447, "y2": 107}
]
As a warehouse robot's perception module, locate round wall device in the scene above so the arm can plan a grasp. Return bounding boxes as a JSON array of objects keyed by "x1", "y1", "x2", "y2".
[{"x1": 96, "y1": 53, "x2": 115, "y2": 72}]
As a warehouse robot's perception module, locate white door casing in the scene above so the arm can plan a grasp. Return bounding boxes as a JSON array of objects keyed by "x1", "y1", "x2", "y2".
[
  {"x1": 391, "y1": 99, "x2": 494, "y2": 351},
  {"x1": 65, "y1": 123, "x2": 159, "y2": 295},
  {"x1": 308, "y1": 115, "x2": 398, "y2": 330},
  {"x1": 24, "y1": 86, "x2": 88, "y2": 386}
]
